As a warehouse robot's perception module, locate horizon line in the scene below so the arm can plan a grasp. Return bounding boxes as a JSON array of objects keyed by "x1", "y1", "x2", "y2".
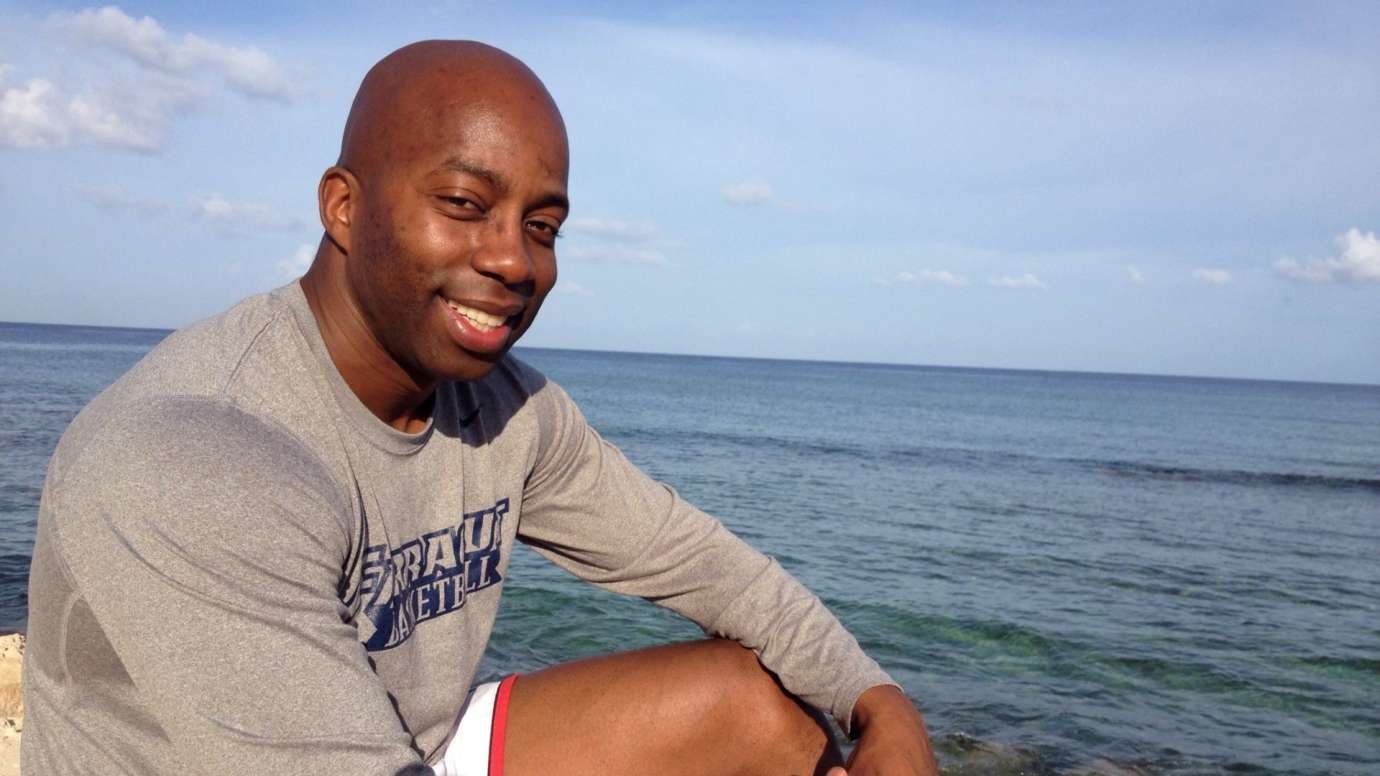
[{"x1": 2, "y1": 318, "x2": 1377, "y2": 390}]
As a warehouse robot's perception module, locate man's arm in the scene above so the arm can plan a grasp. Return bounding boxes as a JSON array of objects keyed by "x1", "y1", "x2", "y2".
[
  {"x1": 516, "y1": 377, "x2": 905, "y2": 735},
  {"x1": 834, "y1": 684, "x2": 939, "y2": 775},
  {"x1": 32, "y1": 398, "x2": 429, "y2": 775}
]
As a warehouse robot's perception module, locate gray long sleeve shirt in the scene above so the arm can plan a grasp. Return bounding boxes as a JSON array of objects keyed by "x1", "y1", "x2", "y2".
[{"x1": 22, "y1": 281, "x2": 894, "y2": 775}]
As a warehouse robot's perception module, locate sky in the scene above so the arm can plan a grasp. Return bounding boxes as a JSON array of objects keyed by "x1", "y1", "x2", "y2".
[{"x1": 1, "y1": 2, "x2": 1378, "y2": 384}]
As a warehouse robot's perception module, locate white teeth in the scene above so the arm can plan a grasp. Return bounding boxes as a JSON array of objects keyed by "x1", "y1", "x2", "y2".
[{"x1": 446, "y1": 299, "x2": 507, "y2": 330}]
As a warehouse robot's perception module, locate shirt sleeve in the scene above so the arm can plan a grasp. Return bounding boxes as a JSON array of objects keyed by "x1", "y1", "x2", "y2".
[
  {"x1": 47, "y1": 397, "x2": 431, "y2": 775},
  {"x1": 516, "y1": 380, "x2": 897, "y2": 733}
]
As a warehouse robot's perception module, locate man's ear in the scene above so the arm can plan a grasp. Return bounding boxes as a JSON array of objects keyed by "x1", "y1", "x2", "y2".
[{"x1": 319, "y1": 166, "x2": 359, "y2": 255}]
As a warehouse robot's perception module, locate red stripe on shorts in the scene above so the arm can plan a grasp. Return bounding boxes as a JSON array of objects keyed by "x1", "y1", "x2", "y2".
[{"x1": 488, "y1": 674, "x2": 519, "y2": 776}]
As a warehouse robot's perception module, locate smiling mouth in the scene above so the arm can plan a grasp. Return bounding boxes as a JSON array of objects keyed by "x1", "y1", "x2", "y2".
[{"x1": 444, "y1": 298, "x2": 513, "y2": 331}]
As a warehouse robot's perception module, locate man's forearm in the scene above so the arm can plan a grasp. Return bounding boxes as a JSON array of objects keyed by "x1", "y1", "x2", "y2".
[{"x1": 843, "y1": 684, "x2": 940, "y2": 776}]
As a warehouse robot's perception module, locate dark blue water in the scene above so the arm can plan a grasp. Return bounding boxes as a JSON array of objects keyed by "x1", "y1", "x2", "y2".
[{"x1": 2, "y1": 321, "x2": 1378, "y2": 775}]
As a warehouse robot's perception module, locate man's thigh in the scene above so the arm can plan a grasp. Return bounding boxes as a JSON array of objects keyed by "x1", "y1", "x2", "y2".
[{"x1": 502, "y1": 639, "x2": 842, "y2": 776}]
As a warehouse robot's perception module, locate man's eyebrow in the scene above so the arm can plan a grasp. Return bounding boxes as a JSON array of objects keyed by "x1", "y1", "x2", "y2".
[
  {"x1": 439, "y1": 157, "x2": 507, "y2": 191},
  {"x1": 532, "y1": 190, "x2": 570, "y2": 214},
  {"x1": 437, "y1": 156, "x2": 569, "y2": 214}
]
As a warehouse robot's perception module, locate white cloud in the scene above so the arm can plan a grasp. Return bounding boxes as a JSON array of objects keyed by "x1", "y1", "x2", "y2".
[
  {"x1": 0, "y1": 66, "x2": 180, "y2": 151},
  {"x1": 891, "y1": 269, "x2": 968, "y2": 287},
  {"x1": 197, "y1": 194, "x2": 305, "y2": 232},
  {"x1": 563, "y1": 244, "x2": 667, "y2": 266},
  {"x1": 0, "y1": 67, "x2": 194, "y2": 151},
  {"x1": 561, "y1": 214, "x2": 669, "y2": 266},
  {"x1": 55, "y1": 6, "x2": 296, "y2": 100},
  {"x1": 68, "y1": 91, "x2": 164, "y2": 150},
  {"x1": 721, "y1": 178, "x2": 774, "y2": 205},
  {"x1": 276, "y1": 243, "x2": 315, "y2": 278},
  {"x1": 75, "y1": 186, "x2": 308, "y2": 233},
  {"x1": 74, "y1": 184, "x2": 169, "y2": 215},
  {"x1": 1192, "y1": 268, "x2": 1232, "y2": 286},
  {"x1": 990, "y1": 272, "x2": 1047, "y2": 289},
  {"x1": 2, "y1": 7, "x2": 296, "y2": 152},
  {"x1": 564, "y1": 217, "x2": 659, "y2": 241},
  {"x1": 1275, "y1": 228, "x2": 1380, "y2": 284},
  {"x1": 0, "y1": 76, "x2": 68, "y2": 148},
  {"x1": 555, "y1": 280, "x2": 594, "y2": 296},
  {"x1": 1126, "y1": 266, "x2": 1145, "y2": 284}
]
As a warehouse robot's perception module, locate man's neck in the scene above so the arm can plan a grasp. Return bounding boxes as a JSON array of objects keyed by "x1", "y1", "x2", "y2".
[{"x1": 299, "y1": 252, "x2": 436, "y2": 433}]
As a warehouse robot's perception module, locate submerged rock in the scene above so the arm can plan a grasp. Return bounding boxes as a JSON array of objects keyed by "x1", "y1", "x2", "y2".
[
  {"x1": 936, "y1": 731, "x2": 1048, "y2": 775},
  {"x1": 934, "y1": 731, "x2": 1158, "y2": 776}
]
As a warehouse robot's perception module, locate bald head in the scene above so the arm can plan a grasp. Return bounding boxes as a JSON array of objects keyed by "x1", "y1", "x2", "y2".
[
  {"x1": 305, "y1": 39, "x2": 570, "y2": 395},
  {"x1": 339, "y1": 40, "x2": 567, "y2": 180}
]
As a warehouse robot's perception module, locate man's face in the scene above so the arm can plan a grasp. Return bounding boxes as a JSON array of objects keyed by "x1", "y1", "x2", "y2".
[{"x1": 345, "y1": 88, "x2": 569, "y2": 384}]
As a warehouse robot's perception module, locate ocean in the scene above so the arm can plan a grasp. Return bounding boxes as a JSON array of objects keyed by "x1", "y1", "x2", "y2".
[{"x1": 1, "y1": 320, "x2": 1377, "y2": 775}]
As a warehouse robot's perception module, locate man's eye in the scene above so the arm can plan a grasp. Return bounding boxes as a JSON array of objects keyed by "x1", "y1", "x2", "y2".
[
  {"x1": 442, "y1": 196, "x2": 482, "y2": 211},
  {"x1": 526, "y1": 220, "x2": 561, "y2": 239}
]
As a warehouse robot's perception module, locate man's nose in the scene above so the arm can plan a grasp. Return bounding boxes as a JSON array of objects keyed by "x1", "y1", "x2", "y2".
[{"x1": 471, "y1": 218, "x2": 533, "y2": 287}]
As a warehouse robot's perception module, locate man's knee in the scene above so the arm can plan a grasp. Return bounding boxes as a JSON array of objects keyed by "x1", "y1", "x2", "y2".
[
  {"x1": 696, "y1": 640, "x2": 836, "y2": 755},
  {"x1": 504, "y1": 639, "x2": 839, "y2": 776}
]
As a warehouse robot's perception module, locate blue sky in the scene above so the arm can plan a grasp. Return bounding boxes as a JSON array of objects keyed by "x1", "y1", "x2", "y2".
[{"x1": 2, "y1": 2, "x2": 1377, "y2": 383}]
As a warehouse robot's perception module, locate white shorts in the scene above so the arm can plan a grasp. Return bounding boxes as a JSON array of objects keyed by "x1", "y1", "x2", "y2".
[{"x1": 432, "y1": 675, "x2": 519, "y2": 776}]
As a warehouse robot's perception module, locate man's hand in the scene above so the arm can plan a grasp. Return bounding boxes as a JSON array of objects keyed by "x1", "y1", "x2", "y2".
[{"x1": 826, "y1": 684, "x2": 939, "y2": 776}]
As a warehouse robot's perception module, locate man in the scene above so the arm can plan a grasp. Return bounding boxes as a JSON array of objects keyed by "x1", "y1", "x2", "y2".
[{"x1": 23, "y1": 41, "x2": 938, "y2": 775}]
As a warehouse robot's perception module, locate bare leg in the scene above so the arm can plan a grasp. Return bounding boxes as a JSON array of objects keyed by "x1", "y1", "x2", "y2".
[{"x1": 503, "y1": 638, "x2": 844, "y2": 776}]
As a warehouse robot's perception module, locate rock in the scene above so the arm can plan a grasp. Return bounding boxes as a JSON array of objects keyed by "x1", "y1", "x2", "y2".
[
  {"x1": 935, "y1": 731, "x2": 1047, "y2": 775},
  {"x1": 0, "y1": 634, "x2": 22, "y2": 719},
  {"x1": 0, "y1": 633, "x2": 23, "y2": 776}
]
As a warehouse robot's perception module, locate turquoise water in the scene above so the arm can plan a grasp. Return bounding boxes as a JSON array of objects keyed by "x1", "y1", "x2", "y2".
[{"x1": 2, "y1": 321, "x2": 1378, "y2": 774}]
